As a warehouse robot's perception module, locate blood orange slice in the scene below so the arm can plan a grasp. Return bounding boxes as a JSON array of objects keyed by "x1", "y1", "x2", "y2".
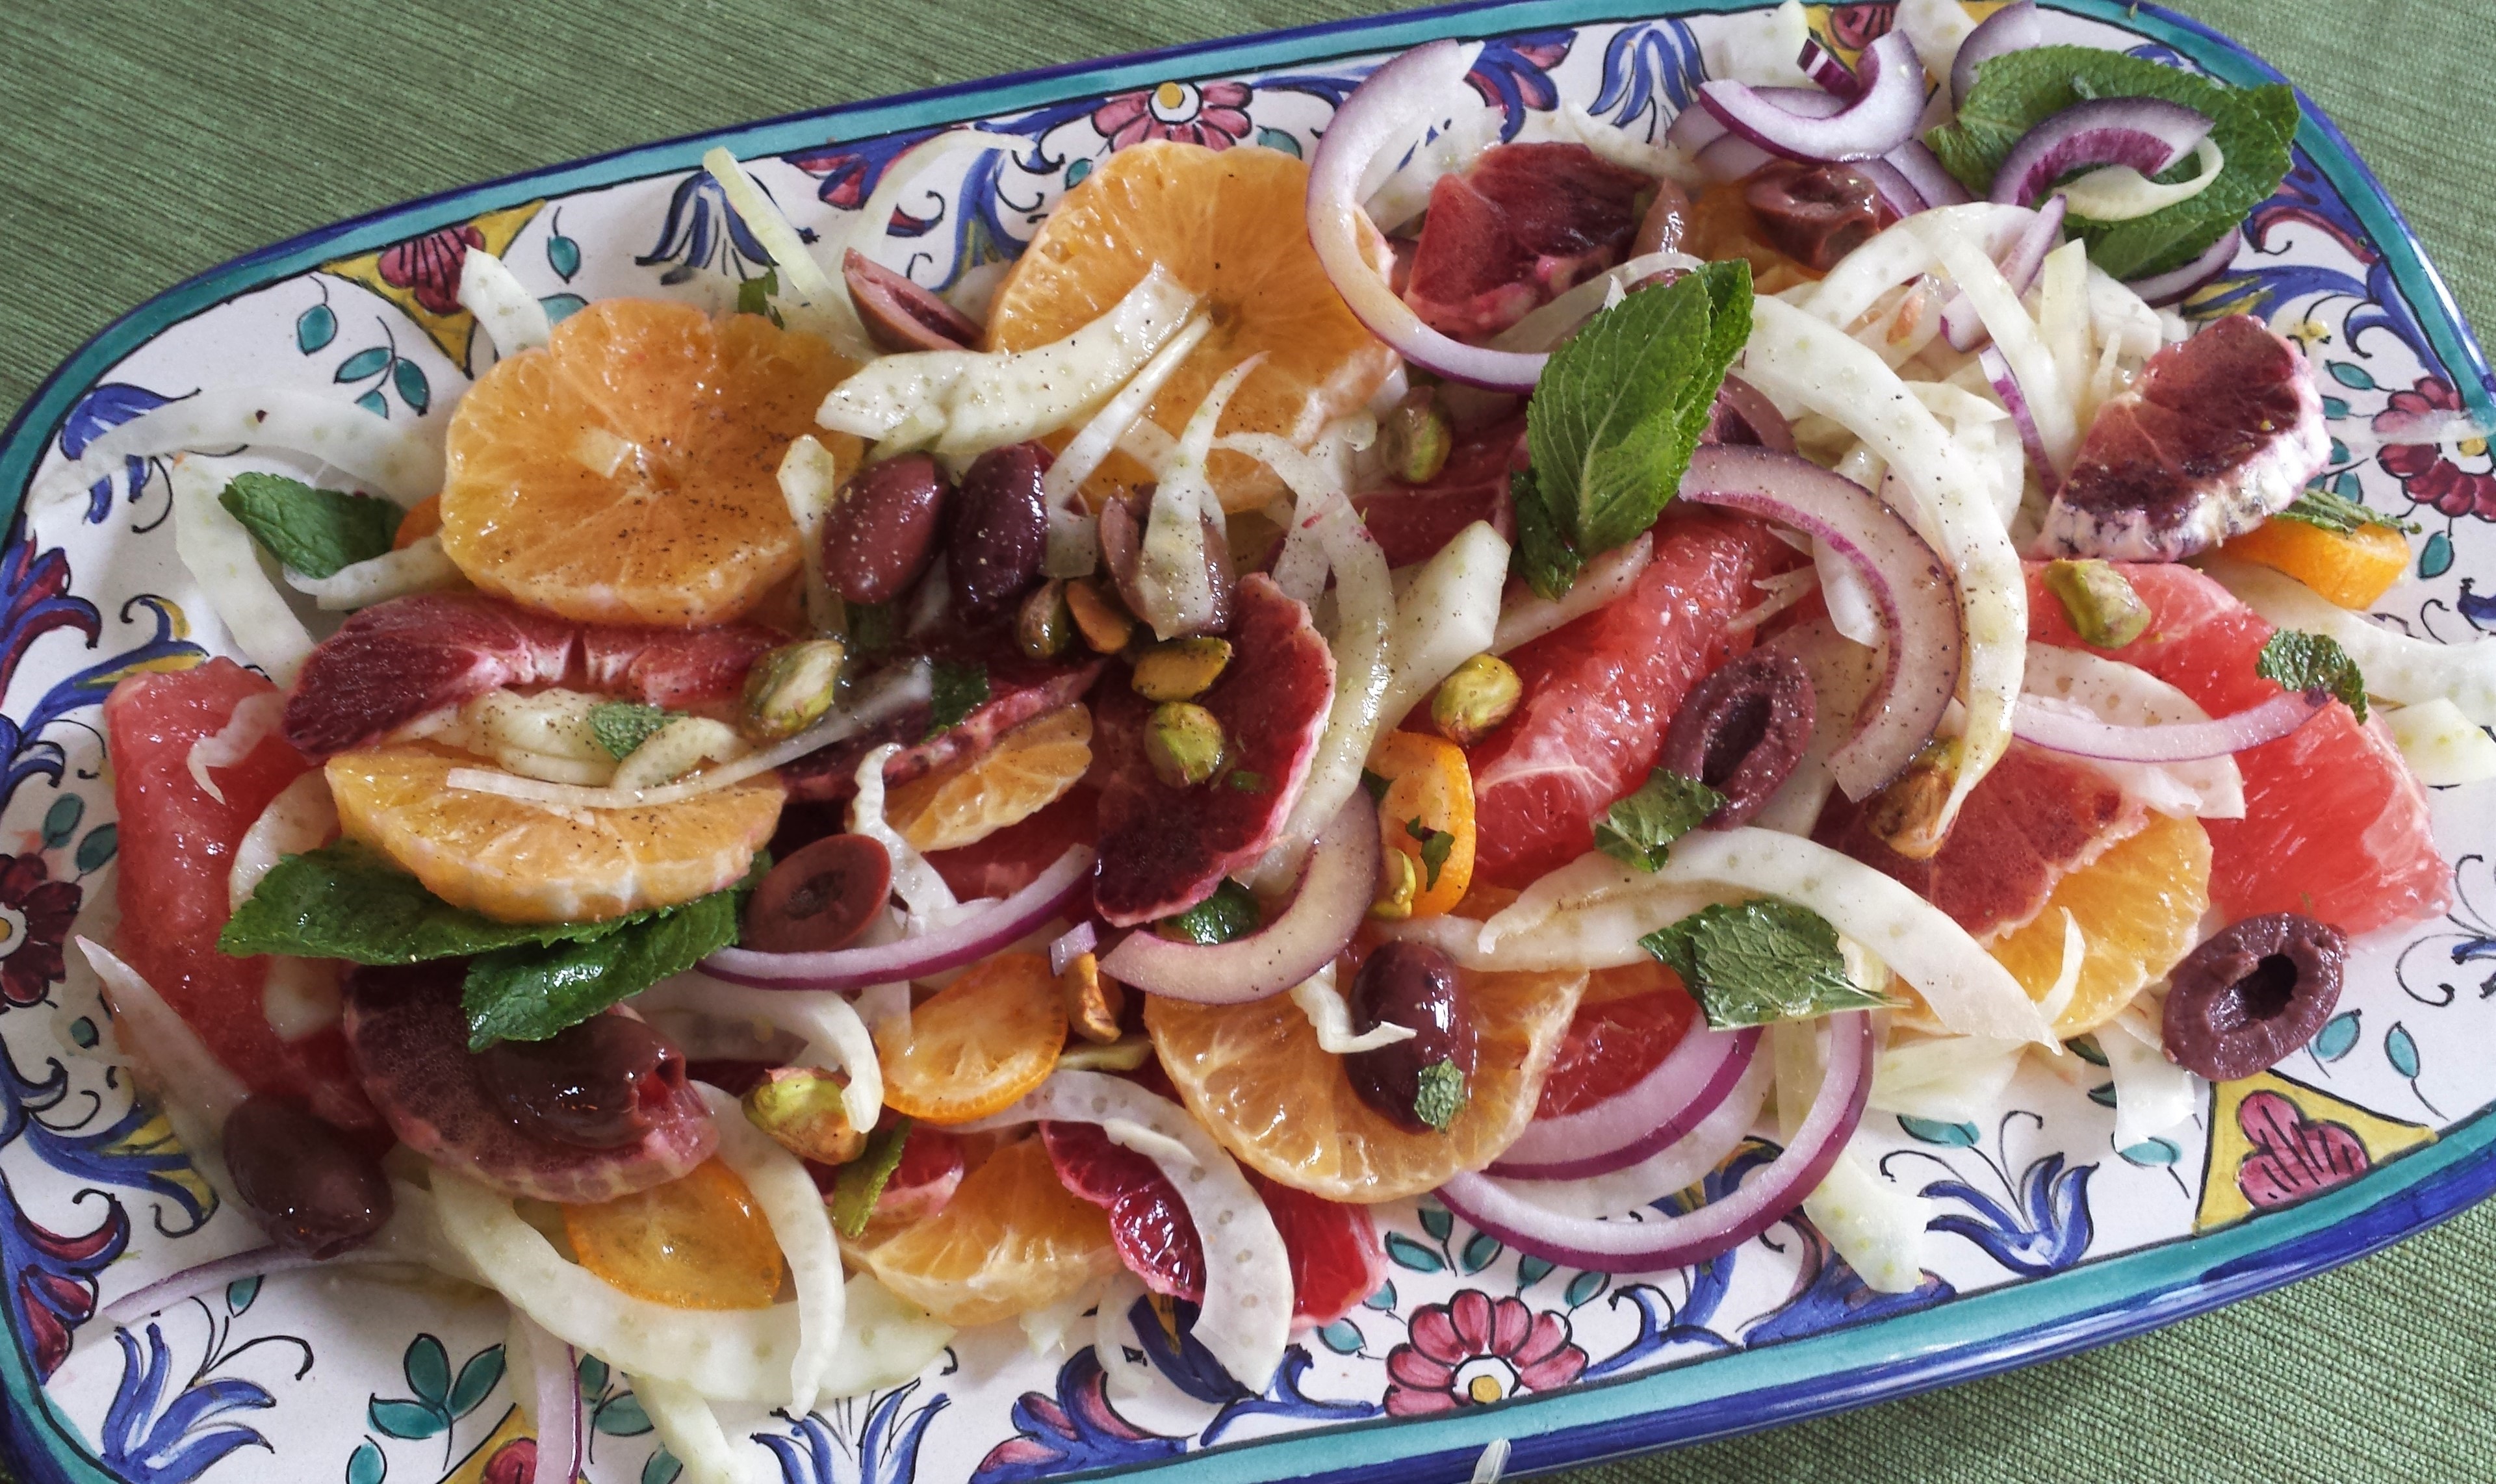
[
  {"x1": 1535, "y1": 961, "x2": 1699, "y2": 1120},
  {"x1": 1402, "y1": 143, "x2": 1652, "y2": 339}
]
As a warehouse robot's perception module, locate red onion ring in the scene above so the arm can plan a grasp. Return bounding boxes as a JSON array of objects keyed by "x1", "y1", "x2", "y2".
[
  {"x1": 101, "y1": 1242, "x2": 426, "y2": 1329},
  {"x1": 1796, "y1": 38, "x2": 1858, "y2": 98},
  {"x1": 1709, "y1": 374, "x2": 1797, "y2": 455},
  {"x1": 1980, "y1": 343, "x2": 2057, "y2": 492},
  {"x1": 1100, "y1": 793, "x2": 1379, "y2": 1004},
  {"x1": 1988, "y1": 97, "x2": 2213, "y2": 209},
  {"x1": 1049, "y1": 919, "x2": 1098, "y2": 976},
  {"x1": 701, "y1": 845, "x2": 1094, "y2": 990},
  {"x1": 2013, "y1": 688, "x2": 2328, "y2": 761},
  {"x1": 1306, "y1": 40, "x2": 1547, "y2": 391},
  {"x1": 2126, "y1": 226, "x2": 2241, "y2": 306},
  {"x1": 1885, "y1": 141, "x2": 1972, "y2": 211},
  {"x1": 1489, "y1": 1024, "x2": 1761, "y2": 1180},
  {"x1": 1679, "y1": 444, "x2": 1961, "y2": 799},
  {"x1": 1697, "y1": 32, "x2": 1925, "y2": 164},
  {"x1": 1853, "y1": 156, "x2": 1927, "y2": 219},
  {"x1": 517, "y1": 1314, "x2": 581, "y2": 1484},
  {"x1": 1473, "y1": 1053, "x2": 1772, "y2": 1220},
  {"x1": 1949, "y1": 0, "x2": 2042, "y2": 109},
  {"x1": 1942, "y1": 195, "x2": 2066, "y2": 352},
  {"x1": 1437, "y1": 1012, "x2": 1872, "y2": 1273}
]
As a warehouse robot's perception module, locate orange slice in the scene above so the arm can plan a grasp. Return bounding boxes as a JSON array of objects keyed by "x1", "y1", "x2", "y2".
[
  {"x1": 1988, "y1": 810, "x2": 2212, "y2": 1038},
  {"x1": 563, "y1": 1158, "x2": 784, "y2": 1310},
  {"x1": 886, "y1": 705, "x2": 1092, "y2": 853},
  {"x1": 876, "y1": 951, "x2": 1065, "y2": 1123},
  {"x1": 860, "y1": 1136, "x2": 1118, "y2": 1326},
  {"x1": 325, "y1": 744, "x2": 782, "y2": 923},
  {"x1": 1146, "y1": 966, "x2": 1586, "y2": 1201},
  {"x1": 441, "y1": 298, "x2": 856, "y2": 626},
  {"x1": 1370, "y1": 731, "x2": 1477, "y2": 918},
  {"x1": 2217, "y1": 516, "x2": 2412, "y2": 610},
  {"x1": 984, "y1": 140, "x2": 1397, "y2": 511}
]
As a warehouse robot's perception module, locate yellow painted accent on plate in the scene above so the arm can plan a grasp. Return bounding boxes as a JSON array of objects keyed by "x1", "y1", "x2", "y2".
[
  {"x1": 435, "y1": 1404, "x2": 545, "y2": 1484},
  {"x1": 2194, "y1": 1069, "x2": 2433, "y2": 1233},
  {"x1": 324, "y1": 200, "x2": 545, "y2": 366}
]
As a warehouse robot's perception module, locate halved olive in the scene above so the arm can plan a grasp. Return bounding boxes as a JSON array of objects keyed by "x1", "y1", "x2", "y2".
[{"x1": 743, "y1": 834, "x2": 893, "y2": 953}]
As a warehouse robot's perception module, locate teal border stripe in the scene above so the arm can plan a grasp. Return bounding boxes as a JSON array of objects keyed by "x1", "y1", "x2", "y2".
[{"x1": 4, "y1": 3, "x2": 2491, "y2": 1482}]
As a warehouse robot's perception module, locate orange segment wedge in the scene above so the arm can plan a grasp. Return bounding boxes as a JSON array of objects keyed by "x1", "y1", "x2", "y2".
[
  {"x1": 1988, "y1": 811, "x2": 2212, "y2": 1038},
  {"x1": 442, "y1": 298, "x2": 857, "y2": 626},
  {"x1": 325, "y1": 744, "x2": 783, "y2": 924},
  {"x1": 1146, "y1": 966, "x2": 1586, "y2": 1201},
  {"x1": 860, "y1": 1136, "x2": 1119, "y2": 1327},
  {"x1": 1370, "y1": 731, "x2": 1477, "y2": 918},
  {"x1": 876, "y1": 951, "x2": 1066, "y2": 1123},
  {"x1": 984, "y1": 140, "x2": 1397, "y2": 511},
  {"x1": 2217, "y1": 516, "x2": 2412, "y2": 610},
  {"x1": 563, "y1": 1158, "x2": 784, "y2": 1310},
  {"x1": 886, "y1": 705, "x2": 1093, "y2": 854}
]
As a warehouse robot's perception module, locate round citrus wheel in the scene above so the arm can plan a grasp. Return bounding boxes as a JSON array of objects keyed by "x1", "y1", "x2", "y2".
[
  {"x1": 563, "y1": 1158, "x2": 785, "y2": 1310},
  {"x1": 886, "y1": 705, "x2": 1093, "y2": 854},
  {"x1": 876, "y1": 952, "x2": 1066, "y2": 1123},
  {"x1": 984, "y1": 140, "x2": 1398, "y2": 510},
  {"x1": 1988, "y1": 811, "x2": 2211, "y2": 1038},
  {"x1": 325, "y1": 744, "x2": 783, "y2": 924},
  {"x1": 860, "y1": 1136, "x2": 1120, "y2": 1327},
  {"x1": 1146, "y1": 966, "x2": 1587, "y2": 1201},
  {"x1": 441, "y1": 298, "x2": 856, "y2": 626}
]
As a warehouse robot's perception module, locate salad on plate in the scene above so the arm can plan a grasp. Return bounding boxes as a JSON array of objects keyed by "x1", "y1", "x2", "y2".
[{"x1": 36, "y1": 1, "x2": 2496, "y2": 1477}]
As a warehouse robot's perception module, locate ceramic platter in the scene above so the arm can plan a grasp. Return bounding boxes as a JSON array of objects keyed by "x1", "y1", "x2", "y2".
[{"x1": 3, "y1": 3, "x2": 2493, "y2": 1480}]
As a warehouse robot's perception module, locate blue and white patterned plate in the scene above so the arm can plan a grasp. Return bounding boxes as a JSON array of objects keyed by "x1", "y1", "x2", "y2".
[{"x1": 3, "y1": 3, "x2": 2493, "y2": 1481}]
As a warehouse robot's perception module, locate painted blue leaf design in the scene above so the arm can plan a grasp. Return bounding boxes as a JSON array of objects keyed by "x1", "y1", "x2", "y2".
[
  {"x1": 2068, "y1": 1036, "x2": 2109, "y2": 1067},
  {"x1": 76, "y1": 823, "x2": 117, "y2": 873},
  {"x1": 1254, "y1": 126, "x2": 1302, "y2": 158},
  {"x1": 1563, "y1": 1269, "x2": 1608, "y2": 1308},
  {"x1": 641, "y1": 1449, "x2": 683, "y2": 1484},
  {"x1": 2120, "y1": 1137, "x2": 2181, "y2": 1167},
  {"x1": 2313, "y1": 1009, "x2": 2361, "y2": 1062},
  {"x1": 2088, "y1": 1082, "x2": 2118, "y2": 1108},
  {"x1": 2423, "y1": 531, "x2": 2454, "y2": 579},
  {"x1": 403, "y1": 1334, "x2": 452, "y2": 1408},
  {"x1": 346, "y1": 1438, "x2": 387, "y2": 1484},
  {"x1": 224, "y1": 1275, "x2": 259, "y2": 1315},
  {"x1": 365, "y1": 1399, "x2": 443, "y2": 1441},
  {"x1": 1459, "y1": 1230, "x2": 1502, "y2": 1273},
  {"x1": 1361, "y1": 1279, "x2": 1396, "y2": 1311},
  {"x1": 1383, "y1": 1233, "x2": 1445, "y2": 1273},
  {"x1": 1897, "y1": 1114, "x2": 1980, "y2": 1147},
  {"x1": 596, "y1": 1391, "x2": 654, "y2": 1437},
  {"x1": 42, "y1": 792, "x2": 81, "y2": 848},
  {"x1": 2332, "y1": 470, "x2": 2364, "y2": 501},
  {"x1": 576, "y1": 1353, "x2": 611, "y2": 1399},
  {"x1": 1065, "y1": 157, "x2": 1094, "y2": 188},
  {"x1": 335, "y1": 346, "x2": 393, "y2": 383},
  {"x1": 1516, "y1": 1254, "x2": 1555, "y2": 1288},
  {"x1": 297, "y1": 303, "x2": 339, "y2": 354},
  {"x1": 2386, "y1": 1021, "x2": 2421, "y2": 1079},
  {"x1": 392, "y1": 359, "x2": 431, "y2": 415},
  {"x1": 2328, "y1": 439, "x2": 2351, "y2": 467},
  {"x1": 448, "y1": 1346, "x2": 505, "y2": 1417},
  {"x1": 1317, "y1": 1318, "x2": 1363, "y2": 1354},
  {"x1": 547, "y1": 231, "x2": 583, "y2": 282},
  {"x1": 1415, "y1": 1203, "x2": 1453, "y2": 1242},
  {"x1": 2326, "y1": 361, "x2": 2376, "y2": 390},
  {"x1": 355, "y1": 389, "x2": 391, "y2": 418},
  {"x1": 2319, "y1": 395, "x2": 2351, "y2": 419},
  {"x1": 541, "y1": 293, "x2": 589, "y2": 324}
]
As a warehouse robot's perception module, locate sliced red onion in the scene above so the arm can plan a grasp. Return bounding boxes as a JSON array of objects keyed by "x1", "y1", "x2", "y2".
[
  {"x1": 1853, "y1": 156, "x2": 1927, "y2": 218},
  {"x1": 1307, "y1": 40, "x2": 1547, "y2": 390},
  {"x1": 2126, "y1": 226, "x2": 2241, "y2": 306},
  {"x1": 1988, "y1": 97, "x2": 2213, "y2": 209},
  {"x1": 516, "y1": 1314, "x2": 582, "y2": 1484},
  {"x1": 701, "y1": 845, "x2": 1093, "y2": 990},
  {"x1": 1942, "y1": 195, "x2": 2066, "y2": 352},
  {"x1": 1049, "y1": 920, "x2": 1098, "y2": 976},
  {"x1": 1489, "y1": 1025, "x2": 1760, "y2": 1180},
  {"x1": 1697, "y1": 32, "x2": 1925, "y2": 164},
  {"x1": 1474, "y1": 1051, "x2": 1771, "y2": 1220},
  {"x1": 1710, "y1": 374, "x2": 1797, "y2": 455},
  {"x1": 1100, "y1": 794, "x2": 1378, "y2": 1004},
  {"x1": 1949, "y1": 0, "x2": 2042, "y2": 109},
  {"x1": 1679, "y1": 444, "x2": 1960, "y2": 799},
  {"x1": 1980, "y1": 344, "x2": 2057, "y2": 491},
  {"x1": 1885, "y1": 141, "x2": 1972, "y2": 210},
  {"x1": 1796, "y1": 38, "x2": 1858, "y2": 98},
  {"x1": 103, "y1": 1242, "x2": 426, "y2": 1328},
  {"x1": 1437, "y1": 1012, "x2": 1872, "y2": 1273},
  {"x1": 2013, "y1": 688, "x2": 2328, "y2": 761}
]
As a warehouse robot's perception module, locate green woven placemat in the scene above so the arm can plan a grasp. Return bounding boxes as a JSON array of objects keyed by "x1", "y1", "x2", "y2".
[{"x1": 3, "y1": 2, "x2": 2491, "y2": 1480}]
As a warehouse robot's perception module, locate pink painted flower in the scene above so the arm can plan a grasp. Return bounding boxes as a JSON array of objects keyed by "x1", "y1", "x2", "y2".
[
  {"x1": 0, "y1": 853, "x2": 79, "y2": 1008},
  {"x1": 2236, "y1": 1089, "x2": 2370, "y2": 1209},
  {"x1": 1089, "y1": 81, "x2": 1255, "y2": 153},
  {"x1": 379, "y1": 224, "x2": 487, "y2": 317},
  {"x1": 2377, "y1": 375, "x2": 2496, "y2": 520},
  {"x1": 1382, "y1": 1289, "x2": 1587, "y2": 1416}
]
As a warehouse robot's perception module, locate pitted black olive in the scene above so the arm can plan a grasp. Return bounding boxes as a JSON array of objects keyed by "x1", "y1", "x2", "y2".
[
  {"x1": 1659, "y1": 650, "x2": 1816, "y2": 830},
  {"x1": 1343, "y1": 943, "x2": 1475, "y2": 1134},
  {"x1": 2160, "y1": 912, "x2": 2348, "y2": 1081},
  {"x1": 1744, "y1": 161, "x2": 1885, "y2": 272},
  {"x1": 222, "y1": 1096, "x2": 394, "y2": 1257}
]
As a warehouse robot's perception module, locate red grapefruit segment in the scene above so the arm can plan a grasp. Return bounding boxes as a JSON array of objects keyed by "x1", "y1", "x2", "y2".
[
  {"x1": 1352, "y1": 416, "x2": 1525, "y2": 569},
  {"x1": 1404, "y1": 144, "x2": 1653, "y2": 339}
]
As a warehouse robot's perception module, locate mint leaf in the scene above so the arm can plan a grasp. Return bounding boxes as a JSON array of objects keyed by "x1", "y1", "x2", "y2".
[
  {"x1": 1640, "y1": 899, "x2": 1888, "y2": 1029},
  {"x1": 849, "y1": 602, "x2": 899, "y2": 659},
  {"x1": 1928, "y1": 46, "x2": 2298, "y2": 279},
  {"x1": 1158, "y1": 879, "x2": 1261, "y2": 945},
  {"x1": 2257, "y1": 629, "x2": 2368, "y2": 721},
  {"x1": 2274, "y1": 485, "x2": 2419, "y2": 536},
  {"x1": 217, "y1": 472, "x2": 402, "y2": 578},
  {"x1": 1594, "y1": 769, "x2": 1726, "y2": 872},
  {"x1": 1404, "y1": 817, "x2": 1456, "y2": 890},
  {"x1": 591, "y1": 702, "x2": 678, "y2": 760},
  {"x1": 832, "y1": 1118, "x2": 913, "y2": 1238},
  {"x1": 736, "y1": 268, "x2": 784, "y2": 326},
  {"x1": 463, "y1": 884, "x2": 747, "y2": 1047},
  {"x1": 1359, "y1": 769, "x2": 1391, "y2": 804},
  {"x1": 1412, "y1": 1060, "x2": 1468, "y2": 1134},
  {"x1": 1509, "y1": 467, "x2": 1585, "y2": 601},
  {"x1": 926, "y1": 659, "x2": 988, "y2": 740}
]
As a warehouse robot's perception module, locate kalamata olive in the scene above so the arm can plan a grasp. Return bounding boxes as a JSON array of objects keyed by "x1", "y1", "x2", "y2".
[
  {"x1": 1632, "y1": 178, "x2": 1694, "y2": 258},
  {"x1": 743, "y1": 833, "x2": 893, "y2": 953},
  {"x1": 474, "y1": 1013, "x2": 691, "y2": 1150},
  {"x1": 222, "y1": 1095, "x2": 394, "y2": 1257},
  {"x1": 1743, "y1": 160, "x2": 1885, "y2": 272},
  {"x1": 951, "y1": 441, "x2": 1051, "y2": 621},
  {"x1": 843, "y1": 248, "x2": 981, "y2": 353},
  {"x1": 1703, "y1": 374, "x2": 1797, "y2": 454},
  {"x1": 2161, "y1": 913, "x2": 2348, "y2": 1081},
  {"x1": 822, "y1": 454, "x2": 949, "y2": 605},
  {"x1": 1343, "y1": 943, "x2": 1476, "y2": 1135},
  {"x1": 1660, "y1": 650, "x2": 1816, "y2": 830},
  {"x1": 1098, "y1": 490, "x2": 1234, "y2": 637}
]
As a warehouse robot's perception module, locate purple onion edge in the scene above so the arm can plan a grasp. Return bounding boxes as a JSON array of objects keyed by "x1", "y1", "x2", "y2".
[{"x1": 1489, "y1": 1025, "x2": 1762, "y2": 1181}]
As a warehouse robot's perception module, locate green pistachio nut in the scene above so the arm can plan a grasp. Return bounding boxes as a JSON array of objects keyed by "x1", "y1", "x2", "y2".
[
  {"x1": 1379, "y1": 389, "x2": 1452, "y2": 485},
  {"x1": 1131, "y1": 637, "x2": 1235, "y2": 702},
  {"x1": 2041, "y1": 559, "x2": 2152, "y2": 649},
  {"x1": 741, "y1": 1066, "x2": 864, "y2": 1165},
  {"x1": 1431, "y1": 653, "x2": 1523, "y2": 747},
  {"x1": 1066, "y1": 578, "x2": 1136, "y2": 654},
  {"x1": 1370, "y1": 847, "x2": 1419, "y2": 921},
  {"x1": 743, "y1": 639, "x2": 847, "y2": 741},
  {"x1": 1017, "y1": 579, "x2": 1074, "y2": 660},
  {"x1": 1145, "y1": 701, "x2": 1227, "y2": 787}
]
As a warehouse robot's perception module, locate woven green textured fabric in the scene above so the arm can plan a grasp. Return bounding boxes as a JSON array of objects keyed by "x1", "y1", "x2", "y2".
[{"x1": 1, "y1": 2, "x2": 2490, "y2": 1480}]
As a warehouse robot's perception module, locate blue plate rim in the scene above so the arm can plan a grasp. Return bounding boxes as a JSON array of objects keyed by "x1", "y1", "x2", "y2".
[{"x1": 2, "y1": 3, "x2": 2489, "y2": 1481}]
